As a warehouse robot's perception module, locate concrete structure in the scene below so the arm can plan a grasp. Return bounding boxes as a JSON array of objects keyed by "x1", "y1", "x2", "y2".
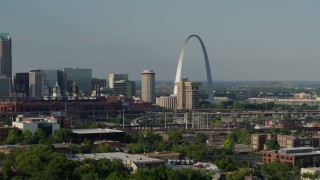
[
  {"x1": 175, "y1": 77, "x2": 201, "y2": 109},
  {"x1": 29, "y1": 69, "x2": 44, "y2": 98},
  {"x1": 262, "y1": 147, "x2": 320, "y2": 165},
  {"x1": 156, "y1": 95, "x2": 177, "y2": 109},
  {"x1": 12, "y1": 115, "x2": 60, "y2": 136},
  {"x1": 63, "y1": 68, "x2": 92, "y2": 96},
  {"x1": 108, "y1": 73, "x2": 128, "y2": 89},
  {"x1": 68, "y1": 152, "x2": 164, "y2": 172},
  {"x1": 141, "y1": 70, "x2": 155, "y2": 103},
  {"x1": 71, "y1": 128, "x2": 125, "y2": 144},
  {"x1": 174, "y1": 35, "x2": 213, "y2": 103},
  {"x1": 301, "y1": 167, "x2": 320, "y2": 180},
  {"x1": 13, "y1": 73, "x2": 29, "y2": 98},
  {"x1": 0, "y1": 75, "x2": 11, "y2": 98},
  {"x1": 0, "y1": 33, "x2": 12, "y2": 81}
]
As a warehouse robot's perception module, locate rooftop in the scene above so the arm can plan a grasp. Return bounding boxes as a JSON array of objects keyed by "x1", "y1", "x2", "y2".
[
  {"x1": 0, "y1": 33, "x2": 11, "y2": 41},
  {"x1": 71, "y1": 128, "x2": 123, "y2": 134},
  {"x1": 69, "y1": 152, "x2": 164, "y2": 164}
]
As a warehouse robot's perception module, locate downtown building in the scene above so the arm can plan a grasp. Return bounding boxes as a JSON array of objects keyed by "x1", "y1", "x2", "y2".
[
  {"x1": 108, "y1": 73, "x2": 128, "y2": 89},
  {"x1": 174, "y1": 77, "x2": 201, "y2": 109},
  {"x1": 141, "y1": 70, "x2": 155, "y2": 103},
  {"x1": 63, "y1": 68, "x2": 92, "y2": 96},
  {"x1": 0, "y1": 33, "x2": 12, "y2": 81}
]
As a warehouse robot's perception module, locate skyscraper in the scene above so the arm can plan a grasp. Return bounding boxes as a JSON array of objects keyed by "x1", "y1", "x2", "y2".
[
  {"x1": 63, "y1": 68, "x2": 92, "y2": 96},
  {"x1": 0, "y1": 33, "x2": 12, "y2": 80},
  {"x1": 141, "y1": 70, "x2": 155, "y2": 103},
  {"x1": 29, "y1": 69, "x2": 44, "y2": 98},
  {"x1": 108, "y1": 73, "x2": 128, "y2": 89}
]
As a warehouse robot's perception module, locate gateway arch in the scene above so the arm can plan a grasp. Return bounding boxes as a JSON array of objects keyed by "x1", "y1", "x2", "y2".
[{"x1": 174, "y1": 34, "x2": 214, "y2": 103}]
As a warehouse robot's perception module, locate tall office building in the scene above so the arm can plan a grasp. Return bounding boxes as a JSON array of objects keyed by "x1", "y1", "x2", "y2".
[
  {"x1": 29, "y1": 70, "x2": 44, "y2": 98},
  {"x1": 0, "y1": 33, "x2": 12, "y2": 80},
  {"x1": 175, "y1": 77, "x2": 201, "y2": 109},
  {"x1": 0, "y1": 75, "x2": 11, "y2": 98},
  {"x1": 63, "y1": 68, "x2": 92, "y2": 96},
  {"x1": 108, "y1": 73, "x2": 128, "y2": 89},
  {"x1": 113, "y1": 80, "x2": 136, "y2": 97},
  {"x1": 42, "y1": 69, "x2": 67, "y2": 97},
  {"x1": 13, "y1": 72, "x2": 29, "y2": 98},
  {"x1": 141, "y1": 70, "x2": 155, "y2": 103}
]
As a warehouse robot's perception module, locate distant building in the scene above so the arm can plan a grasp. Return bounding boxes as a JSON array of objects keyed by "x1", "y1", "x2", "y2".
[
  {"x1": 141, "y1": 70, "x2": 155, "y2": 103},
  {"x1": 262, "y1": 147, "x2": 320, "y2": 165},
  {"x1": 277, "y1": 134, "x2": 320, "y2": 148},
  {"x1": 91, "y1": 78, "x2": 106, "y2": 92},
  {"x1": 108, "y1": 73, "x2": 128, "y2": 89},
  {"x1": 294, "y1": 93, "x2": 311, "y2": 100},
  {"x1": 68, "y1": 152, "x2": 164, "y2": 172},
  {"x1": 175, "y1": 77, "x2": 201, "y2": 109},
  {"x1": 29, "y1": 69, "x2": 44, "y2": 98},
  {"x1": 113, "y1": 80, "x2": 136, "y2": 97},
  {"x1": 13, "y1": 115, "x2": 60, "y2": 136},
  {"x1": 0, "y1": 33, "x2": 12, "y2": 81},
  {"x1": 0, "y1": 75, "x2": 11, "y2": 98},
  {"x1": 71, "y1": 128, "x2": 125, "y2": 144},
  {"x1": 63, "y1": 68, "x2": 92, "y2": 96},
  {"x1": 156, "y1": 95, "x2": 177, "y2": 109},
  {"x1": 41, "y1": 69, "x2": 67, "y2": 97},
  {"x1": 251, "y1": 134, "x2": 275, "y2": 151},
  {"x1": 13, "y1": 73, "x2": 29, "y2": 98}
]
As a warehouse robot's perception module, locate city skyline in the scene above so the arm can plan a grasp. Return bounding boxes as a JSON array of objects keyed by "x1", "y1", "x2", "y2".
[{"x1": 1, "y1": 1, "x2": 320, "y2": 81}]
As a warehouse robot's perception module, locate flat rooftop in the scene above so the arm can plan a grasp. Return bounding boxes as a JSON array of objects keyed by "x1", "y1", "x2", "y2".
[
  {"x1": 72, "y1": 128, "x2": 124, "y2": 134},
  {"x1": 69, "y1": 152, "x2": 164, "y2": 164}
]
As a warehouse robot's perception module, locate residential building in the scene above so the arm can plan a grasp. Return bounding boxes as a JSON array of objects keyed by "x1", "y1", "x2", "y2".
[
  {"x1": 251, "y1": 134, "x2": 276, "y2": 151},
  {"x1": 0, "y1": 122, "x2": 17, "y2": 142},
  {"x1": 0, "y1": 33, "x2": 12, "y2": 81},
  {"x1": 141, "y1": 70, "x2": 155, "y2": 103},
  {"x1": 156, "y1": 95, "x2": 177, "y2": 109},
  {"x1": 108, "y1": 73, "x2": 128, "y2": 89},
  {"x1": 277, "y1": 135, "x2": 320, "y2": 148},
  {"x1": 175, "y1": 77, "x2": 201, "y2": 109}
]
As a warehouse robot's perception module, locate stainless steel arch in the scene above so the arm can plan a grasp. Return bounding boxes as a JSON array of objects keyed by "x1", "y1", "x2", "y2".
[{"x1": 174, "y1": 34, "x2": 214, "y2": 103}]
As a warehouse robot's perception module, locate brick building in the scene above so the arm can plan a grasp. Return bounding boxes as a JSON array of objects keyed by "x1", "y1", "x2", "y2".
[{"x1": 262, "y1": 147, "x2": 320, "y2": 165}]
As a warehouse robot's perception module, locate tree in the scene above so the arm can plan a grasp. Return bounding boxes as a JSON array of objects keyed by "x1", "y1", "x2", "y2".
[
  {"x1": 301, "y1": 172, "x2": 318, "y2": 180},
  {"x1": 54, "y1": 128, "x2": 73, "y2": 143},
  {"x1": 226, "y1": 168, "x2": 252, "y2": 180},
  {"x1": 223, "y1": 138, "x2": 235, "y2": 152},
  {"x1": 95, "y1": 143, "x2": 115, "y2": 153},
  {"x1": 195, "y1": 133, "x2": 207, "y2": 144},
  {"x1": 265, "y1": 139, "x2": 280, "y2": 150},
  {"x1": 3, "y1": 129, "x2": 20, "y2": 145},
  {"x1": 261, "y1": 162, "x2": 292, "y2": 180},
  {"x1": 167, "y1": 131, "x2": 182, "y2": 144},
  {"x1": 215, "y1": 155, "x2": 238, "y2": 172},
  {"x1": 33, "y1": 128, "x2": 46, "y2": 143},
  {"x1": 21, "y1": 129, "x2": 34, "y2": 145}
]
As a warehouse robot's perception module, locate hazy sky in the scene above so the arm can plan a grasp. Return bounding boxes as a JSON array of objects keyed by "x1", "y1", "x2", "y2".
[{"x1": 1, "y1": 1, "x2": 320, "y2": 81}]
